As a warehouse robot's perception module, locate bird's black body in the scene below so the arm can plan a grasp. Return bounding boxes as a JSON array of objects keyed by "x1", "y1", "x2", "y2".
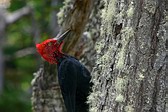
[{"x1": 57, "y1": 55, "x2": 92, "y2": 112}]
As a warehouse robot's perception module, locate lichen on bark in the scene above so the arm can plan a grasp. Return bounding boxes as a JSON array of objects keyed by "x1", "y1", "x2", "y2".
[{"x1": 89, "y1": 0, "x2": 168, "y2": 112}]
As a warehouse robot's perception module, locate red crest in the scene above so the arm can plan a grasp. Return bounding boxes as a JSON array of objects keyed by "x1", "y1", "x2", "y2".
[{"x1": 36, "y1": 39, "x2": 63, "y2": 64}]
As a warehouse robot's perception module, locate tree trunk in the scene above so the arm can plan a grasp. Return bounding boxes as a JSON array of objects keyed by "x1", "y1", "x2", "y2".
[
  {"x1": 31, "y1": 63, "x2": 66, "y2": 112},
  {"x1": 89, "y1": 0, "x2": 168, "y2": 112},
  {"x1": 75, "y1": 0, "x2": 103, "y2": 71}
]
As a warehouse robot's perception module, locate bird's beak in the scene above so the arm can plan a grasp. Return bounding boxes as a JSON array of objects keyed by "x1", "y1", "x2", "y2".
[{"x1": 56, "y1": 29, "x2": 71, "y2": 43}]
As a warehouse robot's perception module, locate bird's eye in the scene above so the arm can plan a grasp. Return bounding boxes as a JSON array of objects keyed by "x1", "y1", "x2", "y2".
[{"x1": 48, "y1": 42, "x2": 52, "y2": 46}]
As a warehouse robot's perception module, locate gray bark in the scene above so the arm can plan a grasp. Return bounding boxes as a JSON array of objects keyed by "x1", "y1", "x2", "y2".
[
  {"x1": 75, "y1": 0, "x2": 103, "y2": 71},
  {"x1": 89, "y1": 0, "x2": 168, "y2": 112},
  {"x1": 31, "y1": 63, "x2": 66, "y2": 112}
]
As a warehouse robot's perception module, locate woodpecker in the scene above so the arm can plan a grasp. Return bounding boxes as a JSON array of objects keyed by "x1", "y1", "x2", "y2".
[{"x1": 36, "y1": 30, "x2": 92, "y2": 112}]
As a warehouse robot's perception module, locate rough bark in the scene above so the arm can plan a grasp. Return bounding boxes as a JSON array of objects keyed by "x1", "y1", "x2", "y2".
[
  {"x1": 58, "y1": 0, "x2": 93, "y2": 54},
  {"x1": 74, "y1": 0, "x2": 103, "y2": 71},
  {"x1": 31, "y1": 0, "x2": 93, "y2": 111},
  {"x1": 89, "y1": 0, "x2": 168, "y2": 112},
  {"x1": 31, "y1": 63, "x2": 66, "y2": 112}
]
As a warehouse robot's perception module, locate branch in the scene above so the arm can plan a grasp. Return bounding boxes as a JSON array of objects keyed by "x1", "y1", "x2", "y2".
[
  {"x1": 14, "y1": 47, "x2": 36, "y2": 58},
  {"x1": 5, "y1": 47, "x2": 36, "y2": 61},
  {"x1": 5, "y1": 6, "x2": 32, "y2": 24}
]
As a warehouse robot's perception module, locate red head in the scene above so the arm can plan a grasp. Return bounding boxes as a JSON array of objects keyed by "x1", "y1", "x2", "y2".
[{"x1": 36, "y1": 30, "x2": 70, "y2": 64}]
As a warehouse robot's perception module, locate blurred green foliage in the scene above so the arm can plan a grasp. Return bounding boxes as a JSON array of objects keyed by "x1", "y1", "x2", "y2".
[{"x1": 0, "y1": 0, "x2": 62, "y2": 112}]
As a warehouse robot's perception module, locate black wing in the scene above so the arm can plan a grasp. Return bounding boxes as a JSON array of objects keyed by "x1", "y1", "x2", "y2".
[
  {"x1": 58, "y1": 57, "x2": 92, "y2": 112},
  {"x1": 58, "y1": 58, "x2": 77, "y2": 112},
  {"x1": 76, "y1": 64, "x2": 92, "y2": 112}
]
